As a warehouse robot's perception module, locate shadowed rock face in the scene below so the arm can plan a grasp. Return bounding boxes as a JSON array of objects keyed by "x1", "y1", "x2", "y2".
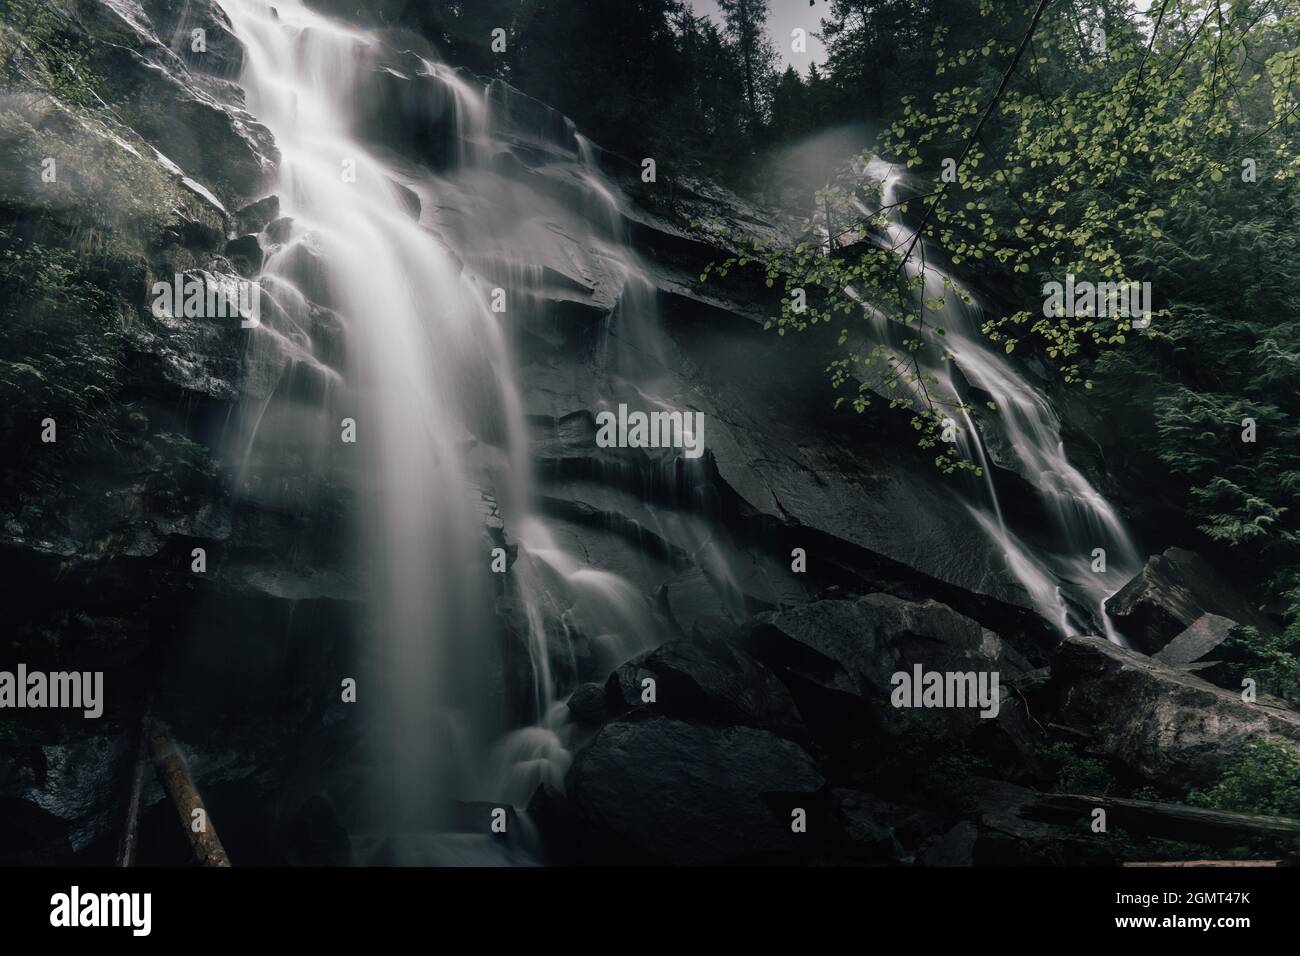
[
  {"x1": 1106, "y1": 547, "x2": 1275, "y2": 653},
  {"x1": 743, "y1": 594, "x2": 1039, "y2": 769},
  {"x1": 604, "y1": 638, "x2": 810, "y2": 745},
  {"x1": 564, "y1": 716, "x2": 824, "y2": 865},
  {"x1": 1050, "y1": 635, "x2": 1300, "y2": 787},
  {"x1": 1154, "y1": 613, "x2": 1238, "y2": 666}
]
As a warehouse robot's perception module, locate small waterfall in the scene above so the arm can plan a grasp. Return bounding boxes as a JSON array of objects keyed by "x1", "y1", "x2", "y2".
[{"x1": 849, "y1": 157, "x2": 1141, "y2": 639}]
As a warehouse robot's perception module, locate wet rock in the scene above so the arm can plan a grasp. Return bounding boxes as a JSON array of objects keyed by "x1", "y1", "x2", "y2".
[
  {"x1": 277, "y1": 236, "x2": 336, "y2": 310},
  {"x1": 922, "y1": 821, "x2": 979, "y2": 866},
  {"x1": 141, "y1": 0, "x2": 245, "y2": 79},
  {"x1": 657, "y1": 567, "x2": 741, "y2": 642},
  {"x1": 353, "y1": 56, "x2": 469, "y2": 169},
  {"x1": 565, "y1": 682, "x2": 607, "y2": 726},
  {"x1": 565, "y1": 716, "x2": 823, "y2": 864},
  {"x1": 225, "y1": 234, "x2": 263, "y2": 276},
  {"x1": 235, "y1": 195, "x2": 280, "y2": 235},
  {"x1": 4, "y1": 732, "x2": 127, "y2": 854},
  {"x1": 487, "y1": 80, "x2": 579, "y2": 152},
  {"x1": 266, "y1": 216, "x2": 294, "y2": 244},
  {"x1": 517, "y1": 275, "x2": 1051, "y2": 631},
  {"x1": 606, "y1": 638, "x2": 808, "y2": 743},
  {"x1": 1106, "y1": 548, "x2": 1275, "y2": 654},
  {"x1": 173, "y1": 199, "x2": 225, "y2": 249},
  {"x1": 1050, "y1": 634, "x2": 1300, "y2": 787},
  {"x1": 82, "y1": 6, "x2": 276, "y2": 201},
  {"x1": 831, "y1": 789, "x2": 925, "y2": 862},
  {"x1": 386, "y1": 177, "x2": 421, "y2": 220},
  {"x1": 1154, "y1": 613, "x2": 1239, "y2": 667},
  {"x1": 127, "y1": 269, "x2": 250, "y2": 401},
  {"x1": 746, "y1": 594, "x2": 1034, "y2": 757}
]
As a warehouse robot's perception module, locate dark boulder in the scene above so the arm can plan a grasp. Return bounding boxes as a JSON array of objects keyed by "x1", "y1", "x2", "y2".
[
  {"x1": 141, "y1": 0, "x2": 246, "y2": 79},
  {"x1": 1050, "y1": 634, "x2": 1300, "y2": 787},
  {"x1": 921, "y1": 821, "x2": 979, "y2": 866},
  {"x1": 564, "y1": 716, "x2": 823, "y2": 865},
  {"x1": 1154, "y1": 613, "x2": 1239, "y2": 667},
  {"x1": 266, "y1": 216, "x2": 294, "y2": 244},
  {"x1": 564, "y1": 682, "x2": 607, "y2": 727},
  {"x1": 235, "y1": 195, "x2": 280, "y2": 235},
  {"x1": 605, "y1": 637, "x2": 808, "y2": 743},
  {"x1": 831, "y1": 788, "x2": 947, "y2": 863},
  {"x1": 656, "y1": 566, "x2": 742, "y2": 642},
  {"x1": 1106, "y1": 548, "x2": 1275, "y2": 654},
  {"x1": 225, "y1": 234, "x2": 263, "y2": 276},
  {"x1": 746, "y1": 594, "x2": 1035, "y2": 760},
  {"x1": 352, "y1": 56, "x2": 470, "y2": 169}
]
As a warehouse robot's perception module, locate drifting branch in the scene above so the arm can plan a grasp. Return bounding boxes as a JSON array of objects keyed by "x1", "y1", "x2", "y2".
[
  {"x1": 113, "y1": 710, "x2": 150, "y2": 867},
  {"x1": 148, "y1": 723, "x2": 232, "y2": 867}
]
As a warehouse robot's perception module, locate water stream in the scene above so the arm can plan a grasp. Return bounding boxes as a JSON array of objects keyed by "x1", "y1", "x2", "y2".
[
  {"x1": 220, "y1": 0, "x2": 678, "y2": 863},
  {"x1": 845, "y1": 157, "x2": 1141, "y2": 639}
]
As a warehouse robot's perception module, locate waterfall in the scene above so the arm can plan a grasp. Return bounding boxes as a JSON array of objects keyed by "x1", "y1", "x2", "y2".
[
  {"x1": 222, "y1": 0, "x2": 532, "y2": 862},
  {"x1": 219, "y1": 0, "x2": 679, "y2": 863},
  {"x1": 848, "y1": 157, "x2": 1141, "y2": 640}
]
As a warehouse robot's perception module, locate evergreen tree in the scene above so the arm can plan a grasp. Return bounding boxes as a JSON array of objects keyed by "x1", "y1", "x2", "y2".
[
  {"x1": 717, "y1": 0, "x2": 779, "y2": 127},
  {"x1": 511, "y1": 0, "x2": 687, "y2": 157},
  {"x1": 769, "y1": 65, "x2": 812, "y2": 141}
]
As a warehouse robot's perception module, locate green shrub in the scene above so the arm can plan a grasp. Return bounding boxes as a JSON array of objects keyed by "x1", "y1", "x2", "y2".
[{"x1": 1189, "y1": 740, "x2": 1300, "y2": 818}]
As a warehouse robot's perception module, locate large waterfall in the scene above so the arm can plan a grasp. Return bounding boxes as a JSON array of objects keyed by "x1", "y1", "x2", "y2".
[
  {"x1": 220, "y1": 0, "x2": 676, "y2": 863},
  {"x1": 218, "y1": 0, "x2": 1142, "y2": 864}
]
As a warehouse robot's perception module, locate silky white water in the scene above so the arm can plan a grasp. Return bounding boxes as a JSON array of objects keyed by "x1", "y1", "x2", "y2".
[
  {"x1": 848, "y1": 157, "x2": 1141, "y2": 639},
  {"x1": 220, "y1": 0, "x2": 677, "y2": 862}
]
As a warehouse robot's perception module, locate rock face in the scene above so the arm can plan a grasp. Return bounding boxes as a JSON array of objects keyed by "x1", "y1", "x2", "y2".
[
  {"x1": 564, "y1": 716, "x2": 823, "y2": 864},
  {"x1": 1154, "y1": 613, "x2": 1239, "y2": 666},
  {"x1": 542, "y1": 591, "x2": 1095, "y2": 865},
  {"x1": 1106, "y1": 548, "x2": 1274, "y2": 653},
  {"x1": 605, "y1": 638, "x2": 809, "y2": 744},
  {"x1": 1050, "y1": 635, "x2": 1300, "y2": 787},
  {"x1": 745, "y1": 594, "x2": 1037, "y2": 762},
  {"x1": 0, "y1": 0, "x2": 338, "y2": 864}
]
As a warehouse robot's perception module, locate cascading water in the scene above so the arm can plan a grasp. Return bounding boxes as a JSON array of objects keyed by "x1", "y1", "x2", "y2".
[
  {"x1": 223, "y1": 0, "x2": 531, "y2": 862},
  {"x1": 220, "y1": 0, "x2": 680, "y2": 863},
  {"x1": 844, "y1": 157, "x2": 1141, "y2": 640}
]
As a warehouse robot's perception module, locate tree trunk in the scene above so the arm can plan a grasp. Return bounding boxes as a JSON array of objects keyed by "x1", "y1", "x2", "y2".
[
  {"x1": 1123, "y1": 860, "x2": 1280, "y2": 867},
  {"x1": 148, "y1": 724, "x2": 232, "y2": 867},
  {"x1": 114, "y1": 712, "x2": 149, "y2": 867},
  {"x1": 1020, "y1": 792, "x2": 1300, "y2": 848}
]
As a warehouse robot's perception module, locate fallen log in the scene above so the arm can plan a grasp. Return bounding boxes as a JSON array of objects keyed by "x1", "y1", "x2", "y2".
[
  {"x1": 1020, "y1": 792, "x2": 1300, "y2": 848},
  {"x1": 1123, "y1": 860, "x2": 1280, "y2": 867},
  {"x1": 114, "y1": 712, "x2": 150, "y2": 867},
  {"x1": 147, "y1": 723, "x2": 231, "y2": 867}
]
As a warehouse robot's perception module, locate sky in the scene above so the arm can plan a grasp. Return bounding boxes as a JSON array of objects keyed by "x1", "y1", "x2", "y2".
[
  {"x1": 687, "y1": 1, "x2": 1158, "y2": 72},
  {"x1": 688, "y1": 0, "x2": 829, "y2": 74}
]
